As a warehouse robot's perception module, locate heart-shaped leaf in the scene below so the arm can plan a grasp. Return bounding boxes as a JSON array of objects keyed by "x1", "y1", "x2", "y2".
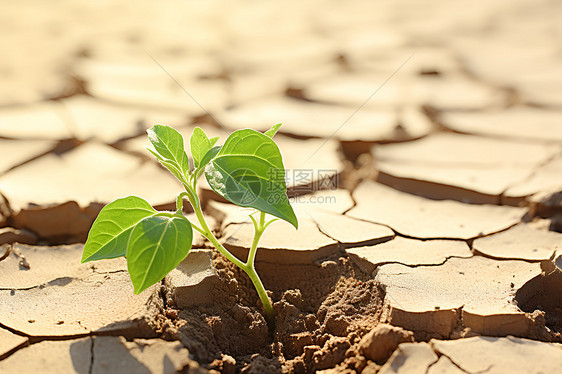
[
  {"x1": 127, "y1": 214, "x2": 193, "y2": 294},
  {"x1": 148, "y1": 125, "x2": 190, "y2": 180},
  {"x1": 205, "y1": 129, "x2": 298, "y2": 228},
  {"x1": 82, "y1": 196, "x2": 157, "y2": 263}
]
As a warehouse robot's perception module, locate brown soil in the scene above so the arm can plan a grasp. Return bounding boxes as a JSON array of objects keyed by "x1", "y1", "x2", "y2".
[
  {"x1": 3, "y1": 1, "x2": 562, "y2": 372},
  {"x1": 157, "y1": 252, "x2": 385, "y2": 373},
  {"x1": 516, "y1": 261, "x2": 562, "y2": 336}
]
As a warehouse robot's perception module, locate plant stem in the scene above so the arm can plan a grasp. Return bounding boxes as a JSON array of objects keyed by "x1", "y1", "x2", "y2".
[
  {"x1": 176, "y1": 192, "x2": 205, "y2": 234},
  {"x1": 244, "y1": 262, "x2": 275, "y2": 326},
  {"x1": 247, "y1": 212, "x2": 266, "y2": 268},
  {"x1": 175, "y1": 193, "x2": 185, "y2": 212},
  {"x1": 194, "y1": 203, "x2": 247, "y2": 269},
  {"x1": 244, "y1": 211, "x2": 275, "y2": 326},
  {"x1": 182, "y1": 190, "x2": 275, "y2": 328}
]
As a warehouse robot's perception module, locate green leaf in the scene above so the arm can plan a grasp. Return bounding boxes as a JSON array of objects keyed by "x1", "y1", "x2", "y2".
[
  {"x1": 204, "y1": 129, "x2": 298, "y2": 228},
  {"x1": 147, "y1": 125, "x2": 190, "y2": 178},
  {"x1": 127, "y1": 214, "x2": 193, "y2": 294},
  {"x1": 193, "y1": 145, "x2": 222, "y2": 182},
  {"x1": 264, "y1": 123, "x2": 282, "y2": 138},
  {"x1": 147, "y1": 148, "x2": 186, "y2": 184},
  {"x1": 190, "y1": 127, "x2": 211, "y2": 168},
  {"x1": 209, "y1": 136, "x2": 219, "y2": 147},
  {"x1": 82, "y1": 196, "x2": 157, "y2": 263},
  {"x1": 200, "y1": 145, "x2": 221, "y2": 168}
]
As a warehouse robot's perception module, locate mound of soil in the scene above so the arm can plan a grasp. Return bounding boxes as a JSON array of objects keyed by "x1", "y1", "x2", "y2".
[{"x1": 157, "y1": 254, "x2": 387, "y2": 373}]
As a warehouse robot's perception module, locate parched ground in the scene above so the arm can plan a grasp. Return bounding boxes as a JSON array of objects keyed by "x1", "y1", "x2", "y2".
[{"x1": 1, "y1": 0, "x2": 562, "y2": 373}]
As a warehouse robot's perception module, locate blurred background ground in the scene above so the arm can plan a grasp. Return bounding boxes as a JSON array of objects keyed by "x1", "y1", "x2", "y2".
[{"x1": 1, "y1": 0, "x2": 561, "y2": 239}]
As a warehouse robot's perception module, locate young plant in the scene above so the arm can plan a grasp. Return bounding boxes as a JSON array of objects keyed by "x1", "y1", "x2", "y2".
[{"x1": 81, "y1": 124, "x2": 297, "y2": 327}]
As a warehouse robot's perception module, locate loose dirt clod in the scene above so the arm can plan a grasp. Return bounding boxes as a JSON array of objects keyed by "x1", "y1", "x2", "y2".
[{"x1": 358, "y1": 324, "x2": 414, "y2": 363}]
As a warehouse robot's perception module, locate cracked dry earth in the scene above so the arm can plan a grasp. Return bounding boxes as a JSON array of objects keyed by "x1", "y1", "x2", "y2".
[{"x1": 1, "y1": 0, "x2": 562, "y2": 373}]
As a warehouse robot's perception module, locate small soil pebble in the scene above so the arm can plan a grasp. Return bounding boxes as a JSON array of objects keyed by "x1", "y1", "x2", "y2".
[{"x1": 358, "y1": 324, "x2": 414, "y2": 363}]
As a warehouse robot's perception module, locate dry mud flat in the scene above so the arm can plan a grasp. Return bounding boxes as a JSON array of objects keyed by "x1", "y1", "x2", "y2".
[
  {"x1": 2, "y1": 0, "x2": 562, "y2": 373},
  {"x1": 2, "y1": 213, "x2": 562, "y2": 374},
  {"x1": 1, "y1": 193, "x2": 562, "y2": 374}
]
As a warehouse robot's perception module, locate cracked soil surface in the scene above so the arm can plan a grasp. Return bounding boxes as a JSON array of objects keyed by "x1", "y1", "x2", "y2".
[{"x1": 1, "y1": 0, "x2": 562, "y2": 373}]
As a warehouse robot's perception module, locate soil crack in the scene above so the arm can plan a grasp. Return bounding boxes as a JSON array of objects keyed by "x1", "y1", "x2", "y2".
[
  {"x1": 0, "y1": 244, "x2": 11, "y2": 262},
  {"x1": 0, "y1": 322, "x2": 29, "y2": 341},
  {"x1": 500, "y1": 149, "x2": 562, "y2": 205},
  {"x1": 0, "y1": 276, "x2": 75, "y2": 291},
  {"x1": 89, "y1": 269, "x2": 127, "y2": 276},
  {"x1": 435, "y1": 350, "x2": 493, "y2": 374},
  {"x1": 372, "y1": 254, "x2": 474, "y2": 271},
  {"x1": 424, "y1": 356, "x2": 440, "y2": 374},
  {"x1": 302, "y1": 211, "x2": 357, "y2": 249},
  {"x1": 341, "y1": 213, "x2": 487, "y2": 242}
]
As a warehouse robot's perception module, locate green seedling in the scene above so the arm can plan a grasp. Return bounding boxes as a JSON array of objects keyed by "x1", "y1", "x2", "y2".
[{"x1": 81, "y1": 124, "x2": 297, "y2": 327}]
